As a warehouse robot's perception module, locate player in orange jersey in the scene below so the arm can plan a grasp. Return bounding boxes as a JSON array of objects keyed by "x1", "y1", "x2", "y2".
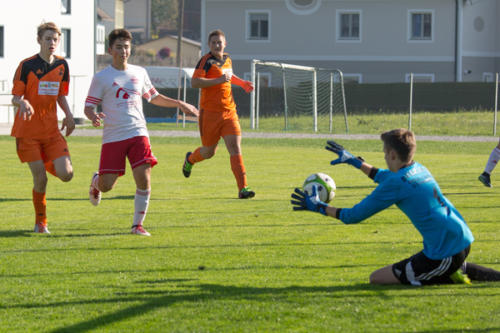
[
  {"x1": 182, "y1": 29, "x2": 255, "y2": 199},
  {"x1": 11, "y1": 22, "x2": 75, "y2": 234}
]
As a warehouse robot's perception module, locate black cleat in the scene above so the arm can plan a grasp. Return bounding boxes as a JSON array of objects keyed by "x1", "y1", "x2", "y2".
[
  {"x1": 183, "y1": 152, "x2": 193, "y2": 178},
  {"x1": 239, "y1": 187, "x2": 255, "y2": 199},
  {"x1": 478, "y1": 172, "x2": 492, "y2": 188}
]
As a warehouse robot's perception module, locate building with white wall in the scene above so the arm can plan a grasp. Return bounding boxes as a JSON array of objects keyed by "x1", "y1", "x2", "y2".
[
  {"x1": 0, "y1": 0, "x2": 95, "y2": 123},
  {"x1": 201, "y1": 0, "x2": 500, "y2": 84}
]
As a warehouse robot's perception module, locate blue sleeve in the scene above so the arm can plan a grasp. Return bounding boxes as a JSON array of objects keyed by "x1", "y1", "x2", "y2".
[
  {"x1": 374, "y1": 168, "x2": 391, "y2": 184},
  {"x1": 339, "y1": 173, "x2": 400, "y2": 224}
]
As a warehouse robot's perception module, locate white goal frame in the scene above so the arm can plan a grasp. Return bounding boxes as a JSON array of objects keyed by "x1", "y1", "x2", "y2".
[{"x1": 250, "y1": 59, "x2": 348, "y2": 133}]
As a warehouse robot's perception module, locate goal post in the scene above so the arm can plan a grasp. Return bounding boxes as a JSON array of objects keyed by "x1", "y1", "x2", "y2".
[{"x1": 250, "y1": 59, "x2": 348, "y2": 133}]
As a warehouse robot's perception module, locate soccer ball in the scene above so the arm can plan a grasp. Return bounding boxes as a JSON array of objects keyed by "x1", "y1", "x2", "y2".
[{"x1": 303, "y1": 173, "x2": 336, "y2": 203}]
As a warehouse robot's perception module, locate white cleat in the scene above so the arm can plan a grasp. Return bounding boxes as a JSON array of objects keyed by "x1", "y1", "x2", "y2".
[
  {"x1": 89, "y1": 172, "x2": 101, "y2": 206},
  {"x1": 34, "y1": 223, "x2": 50, "y2": 234},
  {"x1": 131, "y1": 225, "x2": 151, "y2": 236}
]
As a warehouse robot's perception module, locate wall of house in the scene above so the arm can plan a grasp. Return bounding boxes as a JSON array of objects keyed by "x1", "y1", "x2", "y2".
[
  {"x1": 204, "y1": 0, "x2": 498, "y2": 83},
  {"x1": 0, "y1": 0, "x2": 95, "y2": 123},
  {"x1": 462, "y1": 0, "x2": 500, "y2": 81}
]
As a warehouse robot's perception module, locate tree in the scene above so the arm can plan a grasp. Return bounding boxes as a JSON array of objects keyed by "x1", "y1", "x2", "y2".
[{"x1": 152, "y1": 0, "x2": 178, "y2": 34}]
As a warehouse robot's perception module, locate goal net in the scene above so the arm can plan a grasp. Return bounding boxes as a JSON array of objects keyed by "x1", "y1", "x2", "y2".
[{"x1": 250, "y1": 60, "x2": 348, "y2": 133}]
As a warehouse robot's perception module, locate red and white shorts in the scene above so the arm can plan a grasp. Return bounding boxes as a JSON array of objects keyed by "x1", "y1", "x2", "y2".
[{"x1": 99, "y1": 136, "x2": 157, "y2": 176}]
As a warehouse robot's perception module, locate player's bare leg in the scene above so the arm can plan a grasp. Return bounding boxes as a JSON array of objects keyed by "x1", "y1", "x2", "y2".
[
  {"x1": 53, "y1": 155, "x2": 73, "y2": 182},
  {"x1": 369, "y1": 265, "x2": 401, "y2": 285},
  {"x1": 479, "y1": 138, "x2": 500, "y2": 187},
  {"x1": 183, "y1": 144, "x2": 217, "y2": 177},
  {"x1": 223, "y1": 135, "x2": 254, "y2": 199},
  {"x1": 89, "y1": 172, "x2": 119, "y2": 206}
]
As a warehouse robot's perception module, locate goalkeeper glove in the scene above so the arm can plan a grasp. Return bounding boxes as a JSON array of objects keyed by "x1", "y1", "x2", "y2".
[
  {"x1": 326, "y1": 140, "x2": 363, "y2": 169},
  {"x1": 290, "y1": 184, "x2": 328, "y2": 215}
]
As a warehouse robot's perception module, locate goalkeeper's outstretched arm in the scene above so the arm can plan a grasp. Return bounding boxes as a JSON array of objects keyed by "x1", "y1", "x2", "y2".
[{"x1": 325, "y1": 140, "x2": 377, "y2": 179}]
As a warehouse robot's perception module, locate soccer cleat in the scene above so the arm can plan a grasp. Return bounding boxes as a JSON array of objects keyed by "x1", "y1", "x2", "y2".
[
  {"x1": 89, "y1": 172, "x2": 101, "y2": 206},
  {"x1": 182, "y1": 152, "x2": 193, "y2": 178},
  {"x1": 131, "y1": 225, "x2": 151, "y2": 236},
  {"x1": 239, "y1": 186, "x2": 255, "y2": 199},
  {"x1": 34, "y1": 223, "x2": 50, "y2": 234},
  {"x1": 478, "y1": 172, "x2": 492, "y2": 188},
  {"x1": 450, "y1": 270, "x2": 471, "y2": 285}
]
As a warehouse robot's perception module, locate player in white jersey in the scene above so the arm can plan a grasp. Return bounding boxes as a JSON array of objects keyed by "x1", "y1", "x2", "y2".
[
  {"x1": 84, "y1": 29, "x2": 199, "y2": 236},
  {"x1": 478, "y1": 138, "x2": 500, "y2": 188}
]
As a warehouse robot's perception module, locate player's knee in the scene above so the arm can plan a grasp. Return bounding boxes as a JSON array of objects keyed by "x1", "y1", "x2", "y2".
[
  {"x1": 59, "y1": 171, "x2": 73, "y2": 182},
  {"x1": 99, "y1": 183, "x2": 113, "y2": 192},
  {"x1": 202, "y1": 150, "x2": 216, "y2": 159}
]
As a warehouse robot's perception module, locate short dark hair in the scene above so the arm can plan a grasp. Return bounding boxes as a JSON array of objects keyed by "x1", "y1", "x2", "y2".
[
  {"x1": 208, "y1": 29, "x2": 225, "y2": 43},
  {"x1": 37, "y1": 22, "x2": 61, "y2": 39},
  {"x1": 381, "y1": 128, "x2": 416, "y2": 162},
  {"x1": 108, "y1": 29, "x2": 132, "y2": 48}
]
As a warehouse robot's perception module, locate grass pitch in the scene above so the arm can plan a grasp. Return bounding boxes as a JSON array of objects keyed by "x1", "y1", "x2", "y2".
[{"x1": 0, "y1": 135, "x2": 499, "y2": 332}]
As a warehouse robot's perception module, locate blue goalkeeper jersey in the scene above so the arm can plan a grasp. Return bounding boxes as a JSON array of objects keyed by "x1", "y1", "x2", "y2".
[{"x1": 339, "y1": 162, "x2": 474, "y2": 260}]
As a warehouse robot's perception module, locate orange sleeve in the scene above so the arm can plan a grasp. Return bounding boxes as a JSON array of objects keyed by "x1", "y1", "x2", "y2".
[
  {"x1": 192, "y1": 68, "x2": 205, "y2": 79},
  {"x1": 59, "y1": 61, "x2": 70, "y2": 96},
  {"x1": 59, "y1": 81, "x2": 69, "y2": 96},
  {"x1": 11, "y1": 62, "x2": 26, "y2": 96},
  {"x1": 192, "y1": 54, "x2": 210, "y2": 79}
]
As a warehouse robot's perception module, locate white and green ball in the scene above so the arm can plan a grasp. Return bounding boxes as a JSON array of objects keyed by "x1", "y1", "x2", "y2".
[{"x1": 303, "y1": 173, "x2": 336, "y2": 203}]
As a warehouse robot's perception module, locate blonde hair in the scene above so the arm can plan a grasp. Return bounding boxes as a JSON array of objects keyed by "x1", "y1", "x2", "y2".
[{"x1": 37, "y1": 22, "x2": 61, "y2": 39}]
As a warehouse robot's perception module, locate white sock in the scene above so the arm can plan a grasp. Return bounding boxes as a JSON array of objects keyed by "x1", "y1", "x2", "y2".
[
  {"x1": 92, "y1": 174, "x2": 101, "y2": 191},
  {"x1": 133, "y1": 188, "x2": 151, "y2": 227},
  {"x1": 484, "y1": 147, "x2": 500, "y2": 174}
]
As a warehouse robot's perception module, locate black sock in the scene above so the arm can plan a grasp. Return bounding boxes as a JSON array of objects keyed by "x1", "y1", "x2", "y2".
[{"x1": 463, "y1": 262, "x2": 500, "y2": 281}]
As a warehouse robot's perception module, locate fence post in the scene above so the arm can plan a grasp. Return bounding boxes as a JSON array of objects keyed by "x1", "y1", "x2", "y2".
[
  {"x1": 312, "y1": 69, "x2": 318, "y2": 132},
  {"x1": 408, "y1": 73, "x2": 414, "y2": 131},
  {"x1": 329, "y1": 73, "x2": 333, "y2": 133},
  {"x1": 494, "y1": 73, "x2": 498, "y2": 136},
  {"x1": 250, "y1": 60, "x2": 256, "y2": 129},
  {"x1": 256, "y1": 72, "x2": 260, "y2": 129},
  {"x1": 282, "y1": 64, "x2": 288, "y2": 131}
]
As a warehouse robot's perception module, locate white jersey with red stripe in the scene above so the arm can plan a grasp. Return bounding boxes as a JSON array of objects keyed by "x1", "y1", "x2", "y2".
[{"x1": 85, "y1": 64, "x2": 159, "y2": 143}]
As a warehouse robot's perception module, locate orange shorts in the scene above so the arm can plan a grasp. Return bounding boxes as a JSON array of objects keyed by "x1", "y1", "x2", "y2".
[
  {"x1": 199, "y1": 109, "x2": 241, "y2": 147},
  {"x1": 16, "y1": 133, "x2": 70, "y2": 163}
]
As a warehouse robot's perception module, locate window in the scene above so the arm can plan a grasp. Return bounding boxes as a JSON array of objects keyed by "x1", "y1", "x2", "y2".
[
  {"x1": 61, "y1": 28, "x2": 71, "y2": 58},
  {"x1": 410, "y1": 11, "x2": 432, "y2": 40},
  {"x1": 61, "y1": 0, "x2": 71, "y2": 14},
  {"x1": 337, "y1": 11, "x2": 361, "y2": 41},
  {"x1": 0, "y1": 80, "x2": 8, "y2": 93},
  {"x1": 483, "y1": 72, "x2": 494, "y2": 83},
  {"x1": 96, "y1": 24, "x2": 106, "y2": 55},
  {"x1": 405, "y1": 73, "x2": 435, "y2": 83},
  {"x1": 0, "y1": 26, "x2": 4, "y2": 58},
  {"x1": 246, "y1": 11, "x2": 270, "y2": 41}
]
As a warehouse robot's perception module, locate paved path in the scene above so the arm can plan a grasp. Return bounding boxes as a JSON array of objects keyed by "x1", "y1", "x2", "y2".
[{"x1": 0, "y1": 123, "x2": 498, "y2": 142}]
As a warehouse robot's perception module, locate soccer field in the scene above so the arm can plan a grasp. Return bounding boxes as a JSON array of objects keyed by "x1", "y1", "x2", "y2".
[{"x1": 0, "y1": 135, "x2": 499, "y2": 332}]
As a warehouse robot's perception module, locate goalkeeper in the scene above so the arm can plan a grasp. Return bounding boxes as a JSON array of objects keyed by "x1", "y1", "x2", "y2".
[{"x1": 291, "y1": 128, "x2": 500, "y2": 285}]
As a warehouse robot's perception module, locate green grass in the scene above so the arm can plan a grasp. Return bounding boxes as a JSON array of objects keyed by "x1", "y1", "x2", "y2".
[
  {"x1": 0, "y1": 135, "x2": 499, "y2": 332},
  {"x1": 93, "y1": 110, "x2": 498, "y2": 136}
]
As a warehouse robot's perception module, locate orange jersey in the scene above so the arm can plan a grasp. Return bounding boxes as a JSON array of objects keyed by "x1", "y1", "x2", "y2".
[
  {"x1": 193, "y1": 52, "x2": 236, "y2": 113},
  {"x1": 11, "y1": 54, "x2": 70, "y2": 139}
]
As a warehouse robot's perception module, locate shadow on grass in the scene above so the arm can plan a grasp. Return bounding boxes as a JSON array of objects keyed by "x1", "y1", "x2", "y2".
[
  {"x1": 44, "y1": 281, "x2": 500, "y2": 333},
  {"x1": 0, "y1": 230, "x2": 33, "y2": 237},
  {"x1": 0, "y1": 195, "x2": 135, "y2": 203},
  {"x1": 0, "y1": 197, "x2": 30, "y2": 202}
]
